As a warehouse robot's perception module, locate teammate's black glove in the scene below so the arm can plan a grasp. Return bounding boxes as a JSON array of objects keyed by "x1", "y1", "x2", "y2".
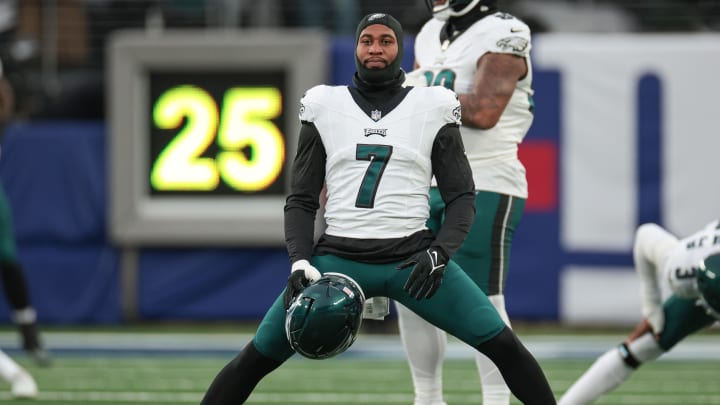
[
  {"x1": 396, "y1": 247, "x2": 447, "y2": 300},
  {"x1": 283, "y1": 260, "x2": 322, "y2": 309}
]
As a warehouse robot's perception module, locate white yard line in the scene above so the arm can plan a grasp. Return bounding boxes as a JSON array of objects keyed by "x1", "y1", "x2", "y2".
[{"x1": 0, "y1": 332, "x2": 718, "y2": 360}]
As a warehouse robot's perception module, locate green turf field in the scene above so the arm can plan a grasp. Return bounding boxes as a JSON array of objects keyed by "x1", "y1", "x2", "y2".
[
  {"x1": 0, "y1": 328, "x2": 718, "y2": 404},
  {"x1": 2, "y1": 356, "x2": 720, "y2": 404}
]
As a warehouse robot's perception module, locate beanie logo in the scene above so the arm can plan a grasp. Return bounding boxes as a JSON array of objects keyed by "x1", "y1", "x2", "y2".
[{"x1": 368, "y1": 13, "x2": 386, "y2": 21}]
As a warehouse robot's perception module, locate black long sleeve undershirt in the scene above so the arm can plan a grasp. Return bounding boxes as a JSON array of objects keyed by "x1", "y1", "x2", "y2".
[
  {"x1": 429, "y1": 123, "x2": 476, "y2": 260},
  {"x1": 283, "y1": 122, "x2": 326, "y2": 263}
]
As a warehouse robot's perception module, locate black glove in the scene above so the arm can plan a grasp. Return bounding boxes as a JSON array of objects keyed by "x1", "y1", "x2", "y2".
[
  {"x1": 396, "y1": 247, "x2": 447, "y2": 300},
  {"x1": 283, "y1": 260, "x2": 321, "y2": 309}
]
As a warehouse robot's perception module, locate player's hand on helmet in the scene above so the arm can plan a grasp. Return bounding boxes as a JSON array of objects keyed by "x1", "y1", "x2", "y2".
[
  {"x1": 397, "y1": 247, "x2": 448, "y2": 300},
  {"x1": 283, "y1": 260, "x2": 322, "y2": 309}
]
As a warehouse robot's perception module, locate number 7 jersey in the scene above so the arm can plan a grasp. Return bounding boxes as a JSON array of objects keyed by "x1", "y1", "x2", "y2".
[{"x1": 299, "y1": 84, "x2": 462, "y2": 239}]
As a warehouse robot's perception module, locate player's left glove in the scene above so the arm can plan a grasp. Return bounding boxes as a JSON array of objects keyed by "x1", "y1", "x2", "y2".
[
  {"x1": 283, "y1": 260, "x2": 322, "y2": 309},
  {"x1": 397, "y1": 247, "x2": 447, "y2": 300}
]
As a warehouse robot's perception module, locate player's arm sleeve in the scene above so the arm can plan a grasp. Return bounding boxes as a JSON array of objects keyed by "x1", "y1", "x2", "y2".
[
  {"x1": 633, "y1": 223, "x2": 680, "y2": 332},
  {"x1": 284, "y1": 121, "x2": 326, "y2": 263},
  {"x1": 471, "y1": 19, "x2": 532, "y2": 58},
  {"x1": 430, "y1": 123, "x2": 476, "y2": 260}
]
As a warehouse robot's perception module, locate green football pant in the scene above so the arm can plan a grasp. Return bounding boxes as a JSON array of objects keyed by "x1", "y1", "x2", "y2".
[
  {"x1": 253, "y1": 254, "x2": 507, "y2": 362},
  {"x1": 427, "y1": 187, "x2": 525, "y2": 295},
  {"x1": 0, "y1": 182, "x2": 17, "y2": 262},
  {"x1": 658, "y1": 295, "x2": 716, "y2": 351}
]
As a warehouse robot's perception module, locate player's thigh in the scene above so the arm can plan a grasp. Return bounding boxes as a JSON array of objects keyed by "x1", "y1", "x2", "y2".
[
  {"x1": 392, "y1": 260, "x2": 506, "y2": 347},
  {"x1": 311, "y1": 254, "x2": 388, "y2": 296},
  {"x1": 658, "y1": 295, "x2": 716, "y2": 351},
  {"x1": 453, "y1": 191, "x2": 525, "y2": 294},
  {"x1": 254, "y1": 294, "x2": 295, "y2": 362}
]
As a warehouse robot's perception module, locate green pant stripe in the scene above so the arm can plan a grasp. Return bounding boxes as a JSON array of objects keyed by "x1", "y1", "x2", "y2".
[{"x1": 489, "y1": 194, "x2": 512, "y2": 295}]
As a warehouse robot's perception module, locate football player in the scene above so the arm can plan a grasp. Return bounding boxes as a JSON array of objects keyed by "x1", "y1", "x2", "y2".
[
  {"x1": 397, "y1": 1, "x2": 535, "y2": 404},
  {"x1": 200, "y1": 13, "x2": 556, "y2": 405},
  {"x1": 0, "y1": 60, "x2": 51, "y2": 367},
  {"x1": 558, "y1": 220, "x2": 720, "y2": 404}
]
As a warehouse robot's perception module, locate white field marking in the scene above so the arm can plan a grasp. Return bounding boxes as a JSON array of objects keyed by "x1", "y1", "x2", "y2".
[
  {"x1": 0, "y1": 391, "x2": 717, "y2": 404},
  {"x1": 0, "y1": 332, "x2": 719, "y2": 360}
]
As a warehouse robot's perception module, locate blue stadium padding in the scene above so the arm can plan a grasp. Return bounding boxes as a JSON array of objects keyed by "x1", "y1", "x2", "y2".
[
  {"x1": 0, "y1": 121, "x2": 107, "y2": 244},
  {"x1": 137, "y1": 247, "x2": 289, "y2": 320},
  {"x1": 0, "y1": 244, "x2": 121, "y2": 324},
  {"x1": 0, "y1": 121, "x2": 121, "y2": 324}
]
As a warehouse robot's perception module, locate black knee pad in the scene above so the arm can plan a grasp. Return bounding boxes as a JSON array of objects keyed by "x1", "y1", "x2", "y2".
[{"x1": 618, "y1": 342, "x2": 642, "y2": 369}]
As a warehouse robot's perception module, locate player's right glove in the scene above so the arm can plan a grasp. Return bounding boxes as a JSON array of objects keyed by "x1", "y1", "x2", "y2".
[
  {"x1": 283, "y1": 260, "x2": 322, "y2": 309},
  {"x1": 396, "y1": 247, "x2": 447, "y2": 300}
]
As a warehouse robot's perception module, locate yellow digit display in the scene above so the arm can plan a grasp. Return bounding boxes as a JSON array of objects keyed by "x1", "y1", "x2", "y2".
[
  {"x1": 216, "y1": 88, "x2": 284, "y2": 191},
  {"x1": 148, "y1": 72, "x2": 287, "y2": 195},
  {"x1": 151, "y1": 85, "x2": 220, "y2": 191}
]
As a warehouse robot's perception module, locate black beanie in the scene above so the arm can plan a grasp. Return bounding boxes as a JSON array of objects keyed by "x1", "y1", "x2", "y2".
[{"x1": 354, "y1": 13, "x2": 404, "y2": 84}]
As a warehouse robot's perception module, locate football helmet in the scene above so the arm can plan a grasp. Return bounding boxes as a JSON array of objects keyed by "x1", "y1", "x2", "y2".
[
  {"x1": 285, "y1": 272, "x2": 365, "y2": 359},
  {"x1": 697, "y1": 252, "x2": 720, "y2": 318},
  {"x1": 424, "y1": 0, "x2": 494, "y2": 21}
]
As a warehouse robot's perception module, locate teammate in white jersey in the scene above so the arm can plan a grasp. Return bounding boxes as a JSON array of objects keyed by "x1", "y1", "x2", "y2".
[
  {"x1": 200, "y1": 13, "x2": 556, "y2": 405},
  {"x1": 559, "y1": 220, "x2": 720, "y2": 404},
  {"x1": 396, "y1": 1, "x2": 534, "y2": 404}
]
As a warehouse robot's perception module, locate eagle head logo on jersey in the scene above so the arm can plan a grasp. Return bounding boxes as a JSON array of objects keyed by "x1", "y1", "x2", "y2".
[
  {"x1": 371, "y1": 110, "x2": 382, "y2": 121},
  {"x1": 496, "y1": 37, "x2": 529, "y2": 54},
  {"x1": 452, "y1": 106, "x2": 461, "y2": 122}
]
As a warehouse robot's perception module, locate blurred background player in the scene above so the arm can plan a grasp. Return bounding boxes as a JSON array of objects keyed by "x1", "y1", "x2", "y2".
[
  {"x1": 0, "y1": 348, "x2": 37, "y2": 398},
  {"x1": 0, "y1": 54, "x2": 50, "y2": 367},
  {"x1": 558, "y1": 220, "x2": 720, "y2": 404},
  {"x1": 397, "y1": 1, "x2": 534, "y2": 404}
]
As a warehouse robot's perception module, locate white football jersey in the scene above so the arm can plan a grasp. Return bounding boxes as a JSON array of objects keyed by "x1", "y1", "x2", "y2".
[
  {"x1": 299, "y1": 84, "x2": 461, "y2": 239},
  {"x1": 412, "y1": 12, "x2": 534, "y2": 198},
  {"x1": 663, "y1": 220, "x2": 720, "y2": 300}
]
